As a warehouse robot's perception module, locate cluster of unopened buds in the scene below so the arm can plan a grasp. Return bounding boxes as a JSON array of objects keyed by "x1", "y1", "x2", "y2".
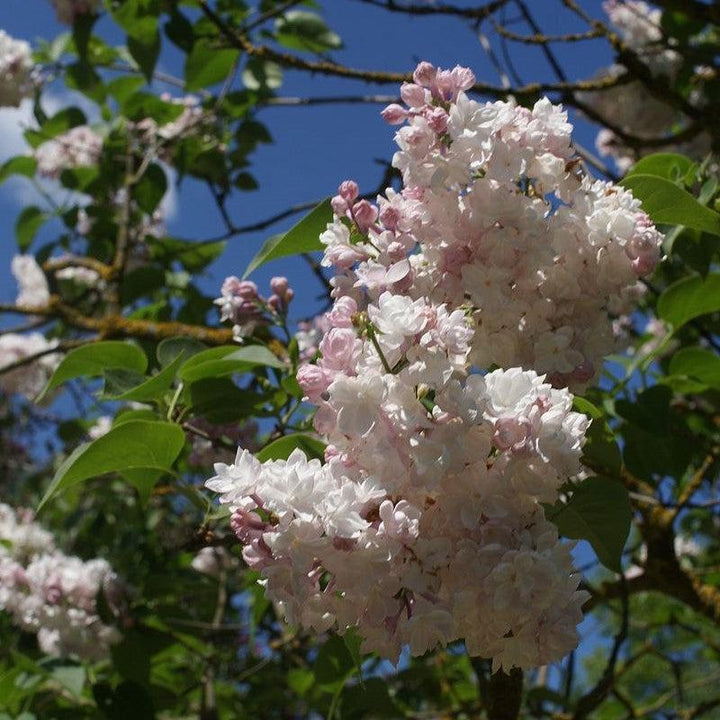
[
  {"x1": 206, "y1": 62, "x2": 664, "y2": 670},
  {"x1": 215, "y1": 276, "x2": 294, "y2": 341},
  {"x1": 0, "y1": 502, "x2": 124, "y2": 661},
  {"x1": 0, "y1": 30, "x2": 34, "y2": 108}
]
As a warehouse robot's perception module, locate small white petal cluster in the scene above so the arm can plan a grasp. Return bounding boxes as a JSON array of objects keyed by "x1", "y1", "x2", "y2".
[
  {"x1": 0, "y1": 333, "x2": 59, "y2": 398},
  {"x1": 12, "y1": 254, "x2": 50, "y2": 307},
  {"x1": 136, "y1": 94, "x2": 207, "y2": 142},
  {"x1": 0, "y1": 30, "x2": 34, "y2": 107},
  {"x1": 0, "y1": 502, "x2": 122, "y2": 661},
  {"x1": 49, "y1": 0, "x2": 100, "y2": 25},
  {"x1": 581, "y1": 0, "x2": 710, "y2": 171},
  {"x1": 35, "y1": 125, "x2": 103, "y2": 179},
  {"x1": 205, "y1": 62, "x2": 663, "y2": 670}
]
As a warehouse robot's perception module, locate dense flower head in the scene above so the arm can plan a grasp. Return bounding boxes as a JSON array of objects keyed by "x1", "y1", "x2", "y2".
[
  {"x1": 0, "y1": 502, "x2": 123, "y2": 660},
  {"x1": 12, "y1": 254, "x2": 50, "y2": 307},
  {"x1": 0, "y1": 333, "x2": 59, "y2": 398},
  {"x1": 35, "y1": 125, "x2": 103, "y2": 179},
  {"x1": 0, "y1": 30, "x2": 34, "y2": 107},
  {"x1": 203, "y1": 61, "x2": 666, "y2": 670}
]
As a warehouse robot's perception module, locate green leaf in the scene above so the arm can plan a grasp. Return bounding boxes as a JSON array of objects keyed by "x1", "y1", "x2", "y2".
[
  {"x1": 151, "y1": 237, "x2": 227, "y2": 272},
  {"x1": 127, "y1": 31, "x2": 161, "y2": 83},
  {"x1": 107, "y1": 76, "x2": 146, "y2": 105},
  {"x1": 135, "y1": 163, "x2": 167, "y2": 214},
  {"x1": 0, "y1": 156, "x2": 37, "y2": 184},
  {"x1": 657, "y1": 272, "x2": 720, "y2": 329},
  {"x1": 103, "y1": 369, "x2": 147, "y2": 397},
  {"x1": 244, "y1": 198, "x2": 332, "y2": 278},
  {"x1": 122, "y1": 92, "x2": 185, "y2": 124},
  {"x1": 157, "y1": 336, "x2": 206, "y2": 367},
  {"x1": 241, "y1": 58, "x2": 283, "y2": 91},
  {"x1": 41, "y1": 107, "x2": 87, "y2": 140},
  {"x1": 41, "y1": 341, "x2": 148, "y2": 398},
  {"x1": 189, "y1": 378, "x2": 269, "y2": 423},
  {"x1": 49, "y1": 664, "x2": 85, "y2": 698},
  {"x1": 38, "y1": 420, "x2": 184, "y2": 509},
  {"x1": 103, "y1": 353, "x2": 184, "y2": 402},
  {"x1": 111, "y1": 0, "x2": 158, "y2": 44},
  {"x1": 668, "y1": 347, "x2": 720, "y2": 390},
  {"x1": 256, "y1": 434, "x2": 326, "y2": 462},
  {"x1": 184, "y1": 39, "x2": 239, "y2": 92},
  {"x1": 314, "y1": 635, "x2": 355, "y2": 690},
  {"x1": 615, "y1": 385, "x2": 671, "y2": 435},
  {"x1": 621, "y1": 174, "x2": 720, "y2": 237},
  {"x1": 15, "y1": 207, "x2": 48, "y2": 251},
  {"x1": 575, "y1": 399, "x2": 622, "y2": 476},
  {"x1": 623, "y1": 423, "x2": 693, "y2": 481},
  {"x1": 179, "y1": 345, "x2": 285, "y2": 383},
  {"x1": 545, "y1": 476, "x2": 631, "y2": 572},
  {"x1": 275, "y1": 10, "x2": 342, "y2": 53},
  {"x1": 625, "y1": 152, "x2": 695, "y2": 181}
]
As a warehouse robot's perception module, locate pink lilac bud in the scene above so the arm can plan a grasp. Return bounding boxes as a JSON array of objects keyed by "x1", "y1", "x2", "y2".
[
  {"x1": 434, "y1": 70, "x2": 455, "y2": 101},
  {"x1": 231, "y1": 509, "x2": 268, "y2": 543},
  {"x1": 352, "y1": 200, "x2": 378, "y2": 234},
  {"x1": 400, "y1": 83, "x2": 427, "y2": 108},
  {"x1": 242, "y1": 539, "x2": 273, "y2": 570},
  {"x1": 381, "y1": 103, "x2": 409, "y2": 125},
  {"x1": 327, "y1": 295, "x2": 358, "y2": 328},
  {"x1": 492, "y1": 418, "x2": 532, "y2": 451},
  {"x1": 451, "y1": 65, "x2": 476, "y2": 93},
  {"x1": 425, "y1": 106, "x2": 449, "y2": 134},
  {"x1": 270, "y1": 276, "x2": 289, "y2": 297},
  {"x1": 297, "y1": 364, "x2": 332, "y2": 402},
  {"x1": 413, "y1": 61, "x2": 436, "y2": 88},
  {"x1": 338, "y1": 180, "x2": 359, "y2": 203},
  {"x1": 379, "y1": 203, "x2": 401, "y2": 231},
  {"x1": 332, "y1": 195, "x2": 349, "y2": 216},
  {"x1": 324, "y1": 243, "x2": 370, "y2": 270},
  {"x1": 319, "y1": 328, "x2": 360, "y2": 372}
]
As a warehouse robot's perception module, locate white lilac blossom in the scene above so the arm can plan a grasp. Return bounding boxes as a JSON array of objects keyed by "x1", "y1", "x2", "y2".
[
  {"x1": 35, "y1": 125, "x2": 103, "y2": 179},
  {"x1": 0, "y1": 30, "x2": 34, "y2": 107},
  {"x1": 0, "y1": 502, "x2": 122, "y2": 661},
  {"x1": 204, "y1": 62, "x2": 663, "y2": 671},
  {"x1": 133, "y1": 94, "x2": 210, "y2": 161},
  {"x1": 49, "y1": 0, "x2": 100, "y2": 24},
  {"x1": 0, "y1": 333, "x2": 59, "y2": 398},
  {"x1": 581, "y1": 1, "x2": 711, "y2": 171},
  {"x1": 12, "y1": 254, "x2": 50, "y2": 307}
]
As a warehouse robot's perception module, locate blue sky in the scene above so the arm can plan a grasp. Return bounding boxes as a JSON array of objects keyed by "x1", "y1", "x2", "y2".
[{"x1": 0, "y1": 0, "x2": 612, "y2": 322}]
